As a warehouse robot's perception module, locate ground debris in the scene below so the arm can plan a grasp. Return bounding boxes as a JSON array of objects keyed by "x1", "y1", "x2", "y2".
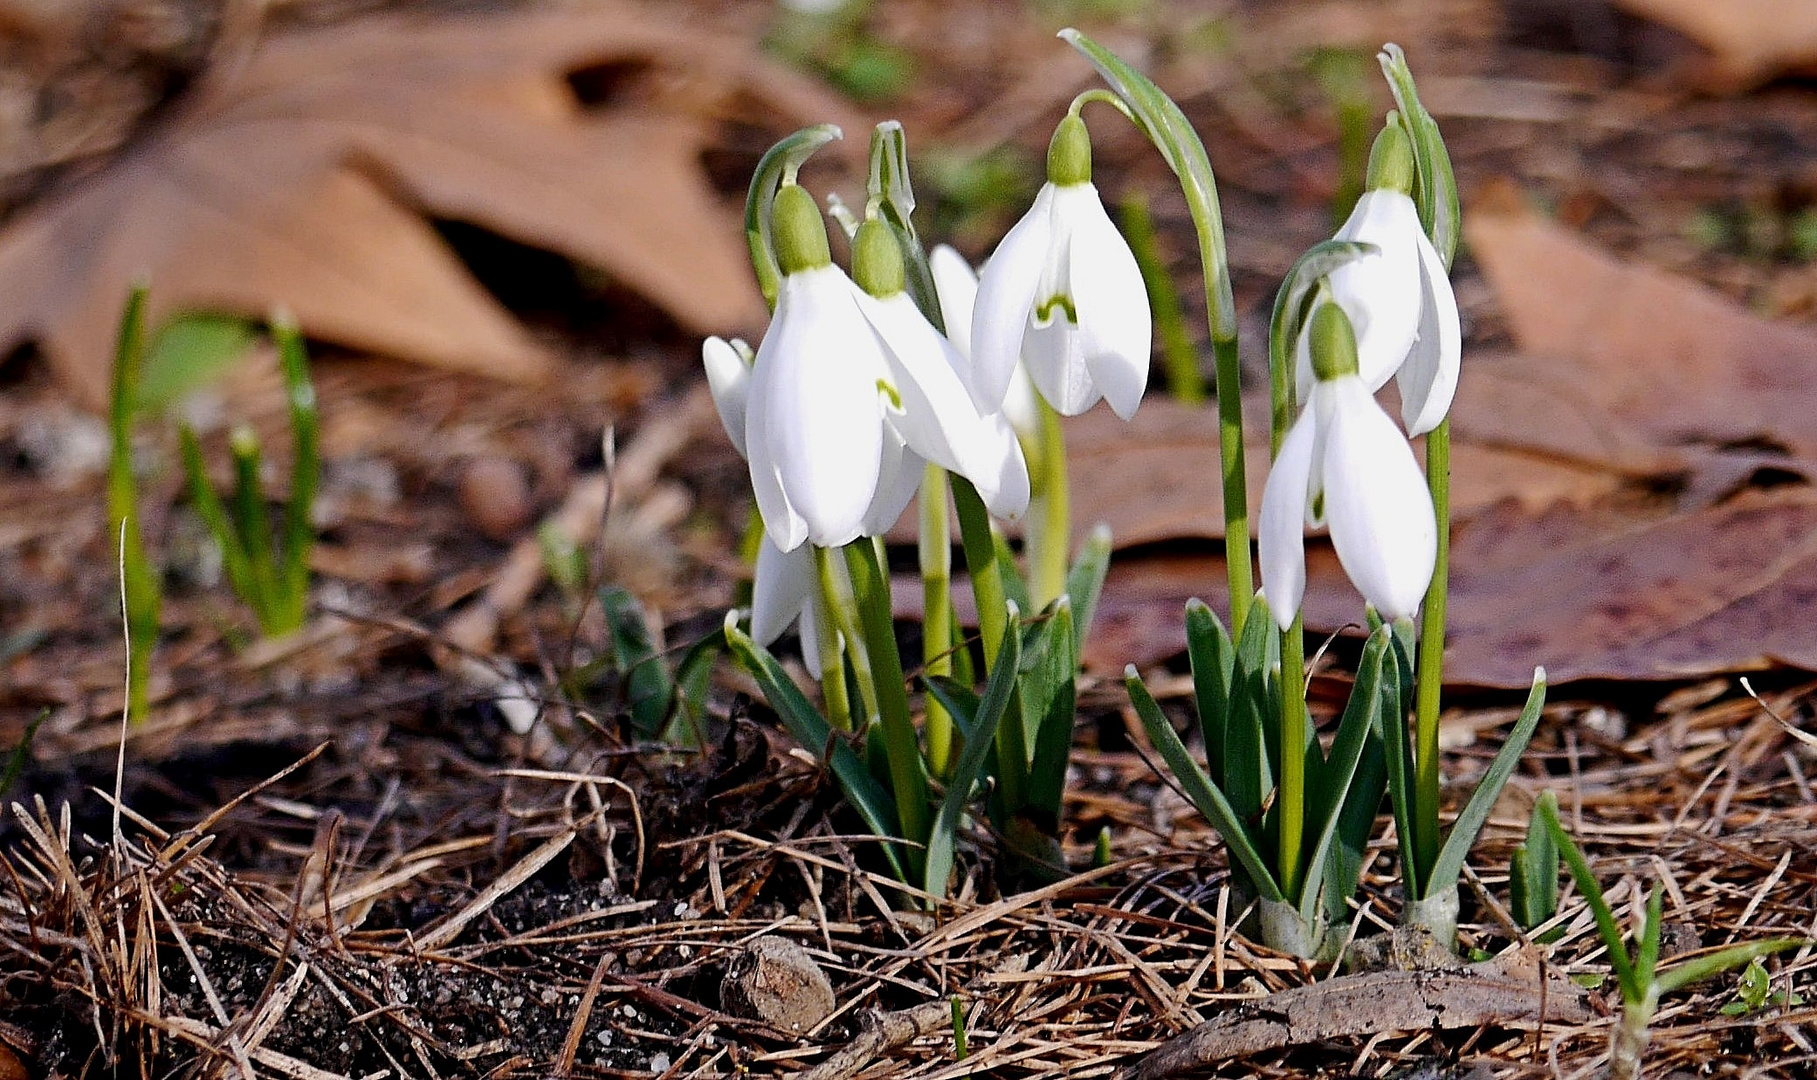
[{"x1": 1122, "y1": 947, "x2": 1591, "y2": 1080}]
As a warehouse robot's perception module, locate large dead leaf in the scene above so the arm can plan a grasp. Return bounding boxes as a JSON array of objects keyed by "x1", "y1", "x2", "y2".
[
  {"x1": 0, "y1": 4, "x2": 859, "y2": 406},
  {"x1": 1613, "y1": 0, "x2": 1817, "y2": 88}
]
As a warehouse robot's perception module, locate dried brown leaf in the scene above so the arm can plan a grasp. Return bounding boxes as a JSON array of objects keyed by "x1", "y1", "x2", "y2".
[
  {"x1": 0, "y1": 5, "x2": 858, "y2": 406},
  {"x1": 1613, "y1": 0, "x2": 1817, "y2": 88}
]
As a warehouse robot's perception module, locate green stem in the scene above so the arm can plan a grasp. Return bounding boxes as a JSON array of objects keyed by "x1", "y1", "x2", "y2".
[
  {"x1": 1212, "y1": 335, "x2": 1252, "y2": 630},
  {"x1": 1412, "y1": 418, "x2": 1451, "y2": 879},
  {"x1": 1027, "y1": 397, "x2": 1070, "y2": 609},
  {"x1": 1277, "y1": 613, "x2": 1308, "y2": 901},
  {"x1": 952, "y1": 476, "x2": 1006, "y2": 672},
  {"x1": 920, "y1": 465, "x2": 955, "y2": 778},
  {"x1": 812, "y1": 546, "x2": 856, "y2": 733},
  {"x1": 274, "y1": 316, "x2": 317, "y2": 635},
  {"x1": 844, "y1": 540, "x2": 930, "y2": 874}
]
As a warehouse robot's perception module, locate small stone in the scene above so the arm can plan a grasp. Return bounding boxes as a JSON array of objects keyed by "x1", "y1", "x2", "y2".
[
  {"x1": 459, "y1": 456, "x2": 533, "y2": 541},
  {"x1": 720, "y1": 935, "x2": 836, "y2": 1032},
  {"x1": 649, "y1": 1052, "x2": 671, "y2": 1072}
]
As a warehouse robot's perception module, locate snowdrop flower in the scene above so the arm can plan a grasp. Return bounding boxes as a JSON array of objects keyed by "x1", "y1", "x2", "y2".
[
  {"x1": 928, "y1": 244, "x2": 1035, "y2": 506},
  {"x1": 1295, "y1": 123, "x2": 1459, "y2": 437},
  {"x1": 971, "y1": 113, "x2": 1152, "y2": 420},
  {"x1": 703, "y1": 334, "x2": 818, "y2": 662},
  {"x1": 745, "y1": 185, "x2": 1029, "y2": 552},
  {"x1": 1261, "y1": 304, "x2": 1436, "y2": 630}
]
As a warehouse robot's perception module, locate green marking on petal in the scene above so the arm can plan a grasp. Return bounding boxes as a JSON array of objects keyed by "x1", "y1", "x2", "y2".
[
  {"x1": 876, "y1": 379, "x2": 904, "y2": 410},
  {"x1": 1035, "y1": 294, "x2": 1078, "y2": 326}
]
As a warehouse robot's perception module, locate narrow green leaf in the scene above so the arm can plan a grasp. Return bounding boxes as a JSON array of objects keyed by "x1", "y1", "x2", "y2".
[
  {"x1": 664, "y1": 631, "x2": 721, "y2": 749},
  {"x1": 1224, "y1": 596, "x2": 1278, "y2": 826},
  {"x1": 1126, "y1": 667, "x2": 1282, "y2": 901},
  {"x1": 1297, "y1": 627, "x2": 1390, "y2": 924},
  {"x1": 230, "y1": 427, "x2": 277, "y2": 625},
  {"x1": 1540, "y1": 796, "x2": 1640, "y2": 1001},
  {"x1": 1184, "y1": 599, "x2": 1234, "y2": 781},
  {"x1": 992, "y1": 528, "x2": 1032, "y2": 615},
  {"x1": 1654, "y1": 938, "x2": 1809, "y2": 998},
  {"x1": 599, "y1": 585, "x2": 675, "y2": 738},
  {"x1": 1427, "y1": 668, "x2": 1547, "y2": 898},
  {"x1": 725, "y1": 615, "x2": 906, "y2": 881},
  {"x1": 1379, "y1": 632, "x2": 1421, "y2": 899},
  {"x1": 1636, "y1": 882, "x2": 1665, "y2": 990},
  {"x1": 273, "y1": 314, "x2": 318, "y2": 633},
  {"x1": 108, "y1": 282, "x2": 159, "y2": 722},
  {"x1": 1062, "y1": 523, "x2": 1112, "y2": 667},
  {"x1": 745, "y1": 125, "x2": 844, "y2": 310},
  {"x1": 925, "y1": 611, "x2": 1021, "y2": 898},
  {"x1": 1024, "y1": 597, "x2": 1077, "y2": 824},
  {"x1": 178, "y1": 424, "x2": 255, "y2": 604}
]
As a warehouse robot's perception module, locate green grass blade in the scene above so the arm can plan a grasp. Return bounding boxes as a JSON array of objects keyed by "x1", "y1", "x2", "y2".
[
  {"x1": 273, "y1": 314, "x2": 318, "y2": 633},
  {"x1": 1298, "y1": 626, "x2": 1390, "y2": 923},
  {"x1": 1062, "y1": 523, "x2": 1112, "y2": 667},
  {"x1": 178, "y1": 424, "x2": 255, "y2": 604},
  {"x1": 1126, "y1": 667, "x2": 1281, "y2": 901},
  {"x1": 1636, "y1": 882, "x2": 1665, "y2": 990},
  {"x1": 1654, "y1": 938, "x2": 1809, "y2": 998},
  {"x1": 1427, "y1": 667, "x2": 1547, "y2": 898},
  {"x1": 1023, "y1": 597, "x2": 1077, "y2": 825},
  {"x1": 1541, "y1": 796, "x2": 1639, "y2": 1001},
  {"x1": 1184, "y1": 599, "x2": 1234, "y2": 783},
  {"x1": 925, "y1": 610, "x2": 1021, "y2": 898},
  {"x1": 1379, "y1": 632, "x2": 1421, "y2": 899}
]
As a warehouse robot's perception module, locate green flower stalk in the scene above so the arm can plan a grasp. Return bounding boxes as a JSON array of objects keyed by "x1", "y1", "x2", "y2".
[{"x1": 107, "y1": 283, "x2": 158, "y2": 723}]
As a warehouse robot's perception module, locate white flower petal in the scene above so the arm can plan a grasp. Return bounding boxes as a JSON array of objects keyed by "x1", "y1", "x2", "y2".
[
  {"x1": 1320, "y1": 378, "x2": 1436, "y2": 620},
  {"x1": 856, "y1": 289, "x2": 993, "y2": 480},
  {"x1": 864, "y1": 434, "x2": 924, "y2": 537},
  {"x1": 1058, "y1": 184, "x2": 1152, "y2": 420},
  {"x1": 978, "y1": 410, "x2": 1030, "y2": 520},
  {"x1": 1324, "y1": 190, "x2": 1423, "y2": 390},
  {"x1": 972, "y1": 183, "x2": 1056, "y2": 411},
  {"x1": 1397, "y1": 228, "x2": 1462, "y2": 437},
  {"x1": 702, "y1": 336, "x2": 751, "y2": 458},
  {"x1": 999, "y1": 362, "x2": 1042, "y2": 443},
  {"x1": 751, "y1": 535, "x2": 815, "y2": 646},
  {"x1": 745, "y1": 375, "x2": 808, "y2": 551},
  {"x1": 929, "y1": 244, "x2": 979, "y2": 360},
  {"x1": 755, "y1": 266, "x2": 884, "y2": 549},
  {"x1": 1259, "y1": 409, "x2": 1319, "y2": 631},
  {"x1": 1023, "y1": 312, "x2": 1101, "y2": 416}
]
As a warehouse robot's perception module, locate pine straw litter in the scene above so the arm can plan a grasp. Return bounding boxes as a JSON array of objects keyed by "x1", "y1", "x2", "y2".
[{"x1": 2, "y1": 674, "x2": 1815, "y2": 1080}]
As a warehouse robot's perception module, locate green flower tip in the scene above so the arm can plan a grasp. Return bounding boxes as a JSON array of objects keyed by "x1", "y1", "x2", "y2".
[
  {"x1": 772, "y1": 183, "x2": 832, "y2": 275},
  {"x1": 1308, "y1": 302, "x2": 1360, "y2": 382},
  {"x1": 852, "y1": 219, "x2": 906, "y2": 298},
  {"x1": 1365, "y1": 121, "x2": 1416, "y2": 196},
  {"x1": 230, "y1": 423, "x2": 260, "y2": 457},
  {"x1": 1048, "y1": 113, "x2": 1092, "y2": 187}
]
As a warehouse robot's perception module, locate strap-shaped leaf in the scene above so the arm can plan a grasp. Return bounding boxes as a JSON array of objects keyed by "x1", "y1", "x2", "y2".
[
  {"x1": 1063, "y1": 523, "x2": 1113, "y2": 667},
  {"x1": 272, "y1": 315, "x2": 318, "y2": 632},
  {"x1": 744, "y1": 124, "x2": 843, "y2": 310},
  {"x1": 1426, "y1": 667, "x2": 1547, "y2": 898},
  {"x1": 924, "y1": 610, "x2": 1021, "y2": 898},
  {"x1": 1636, "y1": 882, "x2": 1665, "y2": 990},
  {"x1": 1511, "y1": 790, "x2": 1561, "y2": 929},
  {"x1": 1380, "y1": 631, "x2": 1422, "y2": 898},
  {"x1": 1378, "y1": 45, "x2": 1459, "y2": 270},
  {"x1": 1126, "y1": 667, "x2": 1282, "y2": 901},
  {"x1": 1297, "y1": 626, "x2": 1391, "y2": 923},
  {"x1": 1540, "y1": 794, "x2": 1639, "y2": 1000},
  {"x1": 1224, "y1": 594, "x2": 1278, "y2": 824},
  {"x1": 599, "y1": 585, "x2": 674, "y2": 738},
  {"x1": 1184, "y1": 599, "x2": 1233, "y2": 782},
  {"x1": 1023, "y1": 597, "x2": 1078, "y2": 824},
  {"x1": 724, "y1": 614, "x2": 906, "y2": 882},
  {"x1": 992, "y1": 529, "x2": 1033, "y2": 616},
  {"x1": 1654, "y1": 937, "x2": 1808, "y2": 998}
]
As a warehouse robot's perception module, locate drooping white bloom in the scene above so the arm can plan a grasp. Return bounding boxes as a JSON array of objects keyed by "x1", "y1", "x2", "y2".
[
  {"x1": 745, "y1": 193, "x2": 1029, "y2": 551},
  {"x1": 970, "y1": 115, "x2": 1151, "y2": 420},
  {"x1": 703, "y1": 334, "x2": 817, "y2": 659},
  {"x1": 929, "y1": 244, "x2": 1034, "y2": 514},
  {"x1": 1261, "y1": 310, "x2": 1437, "y2": 630},
  {"x1": 1294, "y1": 192, "x2": 1460, "y2": 437},
  {"x1": 746, "y1": 262, "x2": 888, "y2": 552}
]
